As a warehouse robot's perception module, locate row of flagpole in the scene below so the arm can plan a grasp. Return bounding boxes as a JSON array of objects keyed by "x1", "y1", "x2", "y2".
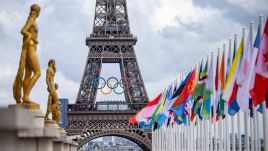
[{"x1": 149, "y1": 15, "x2": 268, "y2": 151}]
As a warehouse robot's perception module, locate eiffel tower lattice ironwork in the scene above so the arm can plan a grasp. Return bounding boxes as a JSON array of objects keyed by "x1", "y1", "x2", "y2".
[{"x1": 65, "y1": 0, "x2": 151, "y2": 150}]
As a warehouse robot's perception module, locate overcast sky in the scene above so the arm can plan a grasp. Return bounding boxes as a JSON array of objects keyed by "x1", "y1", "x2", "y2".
[{"x1": 0, "y1": 0, "x2": 267, "y2": 111}]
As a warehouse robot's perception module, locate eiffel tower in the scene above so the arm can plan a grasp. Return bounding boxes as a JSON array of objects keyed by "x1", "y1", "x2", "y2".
[{"x1": 65, "y1": 0, "x2": 151, "y2": 150}]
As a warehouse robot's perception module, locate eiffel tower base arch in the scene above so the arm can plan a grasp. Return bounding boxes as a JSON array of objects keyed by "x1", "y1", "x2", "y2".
[
  {"x1": 77, "y1": 129, "x2": 151, "y2": 150},
  {"x1": 66, "y1": 109, "x2": 152, "y2": 151}
]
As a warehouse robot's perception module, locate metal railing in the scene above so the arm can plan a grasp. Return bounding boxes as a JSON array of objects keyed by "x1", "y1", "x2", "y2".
[{"x1": 68, "y1": 102, "x2": 147, "y2": 112}]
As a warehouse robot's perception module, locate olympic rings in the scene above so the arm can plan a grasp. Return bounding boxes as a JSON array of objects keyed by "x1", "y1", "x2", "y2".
[
  {"x1": 93, "y1": 76, "x2": 132, "y2": 95},
  {"x1": 93, "y1": 77, "x2": 106, "y2": 89},
  {"x1": 100, "y1": 83, "x2": 113, "y2": 95},
  {"x1": 107, "y1": 77, "x2": 119, "y2": 89},
  {"x1": 119, "y1": 77, "x2": 131, "y2": 89},
  {"x1": 113, "y1": 82, "x2": 126, "y2": 95}
]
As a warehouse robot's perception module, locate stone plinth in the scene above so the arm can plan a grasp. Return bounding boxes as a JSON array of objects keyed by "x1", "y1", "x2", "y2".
[
  {"x1": 53, "y1": 128, "x2": 78, "y2": 151},
  {"x1": 0, "y1": 106, "x2": 77, "y2": 151}
]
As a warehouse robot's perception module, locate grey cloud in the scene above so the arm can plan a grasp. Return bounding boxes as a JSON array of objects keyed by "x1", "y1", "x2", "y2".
[
  {"x1": 0, "y1": 0, "x2": 267, "y2": 103},
  {"x1": 160, "y1": 15, "x2": 239, "y2": 43},
  {"x1": 192, "y1": 0, "x2": 268, "y2": 25}
]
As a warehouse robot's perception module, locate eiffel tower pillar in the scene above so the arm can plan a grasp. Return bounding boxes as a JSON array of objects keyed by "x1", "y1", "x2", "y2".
[{"x1": 66, "y1": 0, "x2": 151, "y2": 150}]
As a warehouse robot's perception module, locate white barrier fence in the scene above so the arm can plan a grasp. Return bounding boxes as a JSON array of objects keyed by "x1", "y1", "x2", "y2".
[{"x1": 152, "y1": 110, "x2": 267, "y2": 151}]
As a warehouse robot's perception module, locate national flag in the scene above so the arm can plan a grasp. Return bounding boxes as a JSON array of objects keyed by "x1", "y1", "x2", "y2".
[
  {"x1": 167, "y1": 112, "x2": 175, "y2": 127},
  {"x1": 250, "y1": 18, "x2": 268, "y2": 107},
  {"x1": 168, "y1": 73, "x2": 191, "y2": 121},
  {"x1": 191, "y1": 61, "x2": 208, "y2": 120},
  {"x1": 172, "y1": 73, "x2": 191, "y2": 98},
  {"x1": 147, "y1": 90, "x2": 169, "y2": 130},
  {"x1": 155, "y1": 84, "x2": 179, "y2": 126},
  {"x1": 151, "y1": 90, "x2": 168, "y2": 123},
  {"x1": 227, "y1": 41, "x2": 233, "y2": 77},
  {"x1": 222, "y1": 39, "x2": 244, "y2": 116},
  {"x1": 211, "y1": 105, "x2": 215, "y2": 124},
  {"x1": 216, "y1": 50, "x2": 226, "y2": 116},
  {"x1": 215, "y1": 51, "x2": 219, "y2": 120},
  {"x1": 233, "y1": 35, "x2": 237, "y2": 61},
  {"x1": 190, "y1": 63, "x2": 201, "y2": 121},
  {"x1": 185, "y1": 99, "x2": 193, "y2": 116},
  {"x1": 128, "y1": 93, "x2": 162, "y2": 124},
  {"x1": 171, "y1": 69, "x2": 196, "y2": 124},
  {"x1": 237, "y1": 31, "x2": 255, "y2": 112},
  {"x1": 171, "y1": 69, "x2": 197, "y2": 108},
  {"x1": 193, "y1": 59, "x2": 208, "y2": 101},
  {"x1": 201, "y1": 54, "x2": 214, "y2": 119},
  {"x1": 176, "y1": 113, "x2": 187, "y2": 125},
  {"x1": 173, "y1": 78, "x2": 179, "y2": 94}
]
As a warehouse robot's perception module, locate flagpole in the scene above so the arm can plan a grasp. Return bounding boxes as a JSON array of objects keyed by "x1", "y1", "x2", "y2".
[
  {"x1": 157, "y1": 128, "x2": 159, "y2": 151},
  {"x1": 258, "y1": 14, "x2": 268, "y2": 151},
  {"x1": 199, "y1": 120, "x2": 201, "y2": 151},
  {"x1": 203, "y1": 119, "x2": 205, "y2": 151},
  {"x1": 155, "y1": 128, "x2": 157, "y2": 151},
  {"x1": 168, "y1": 120, "x2": 171, "y2": 150},
  {"x1": 184, "y1": 71, "x2": 188, "y2": 151},
  {"x1": 206, "y1": 119, "x2": 209, "y2": 151},
  {"x1": 160, "y1": 128, "x2": 162, "y2": 151},
  {"x1": 210, "y1": 51, "x2": 214, "y2": 151},
  {"x1": 154, "y1": 128, "x2": 156, "y2": 150},
  {"x1": 193, "y1": 62, "x2": 200, "y2": 151},
  {"x1": 209, "y1": 53, "x2": 212, "y2": 151},
  {"x1": 202, "y1": 120, "x2": 204, "y2": 151},
  {"x1": 222, "y1": 43, "x2": 229, "y2": 151},
  {"x1": 228, "y1": 37, "x2": 235, "y2": 151},
  {"x1": 158, "y1": 128, "x2": 160, "y2": 151},
  {"x1": 242, "y1": 27, "x2": 250, "y2": 151},
  {"x1": 152, "y1": 125, "x2": 155, "y2": 151},
  {"x1": 203, "y1": 55, "x2": 208, "y2": 151},
  {"x1": 214, "y1": 48, "x2": 220, "y2": 151},
  {"x1": 189, "y1": 110, "x2": 191, "y2": 151},
  {"x1": 207, "y1": 54, "x2": 210, "y2": 151},
  {"x1": 163, "y1": 114, "x2": 165, "y2": 151},
  {"x1": 249, "y1": 20, "x2": 259, "y2": 151},
  {"x1": 179, "y1": 122, "x2": 181, "y2": 151},
  {"x1": 183, "y1": 123, "x2": 186, "y2": 151},
  {"x1": 187, "y1": 120, "x2": 189, "y2": 151},
  {"x1": 180, "y1": 75, "x2": 184, "y2": 151},
  {"x1": 179, "y1": 124, "x2": 181, "y2": 151},
  {"x1": 233, "y1": 32, "x2": 242, "y2": 151},
  {"x1": 190, "y1": 110, "x2": 193, "y2": 151},
  {"x1": 217, "y1": 47, "x2": 223, "y2": 151},
  {"x1": 193, "y1": 116, "x2": 195, "y2": 151},
  {"x1": 221, "y1": 45, "x2": 225, "y2": 151},
  {"x1": 173, "y1": 121, "x2": 175, "y2": 151},
  {"x1": 176, "y1": 124, "x2": 178, "y2": 151},
  {"x1": 198, "y1": 61, "x2": 202, "y2": 151},
  {"x1": 196, "y1": 119, "x2": 198, "y2": 151},
  {"x1": 217, "y1": 48, "x2": 219, "y2": 151}
]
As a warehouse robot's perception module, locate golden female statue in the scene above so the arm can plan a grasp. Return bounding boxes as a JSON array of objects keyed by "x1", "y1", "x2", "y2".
[
  {"x1": 45, "y1": 59, "x2": 60, "y2": 124},
  {"x1": 13, "y1": 4, "x2": 41, "y2": 106}
]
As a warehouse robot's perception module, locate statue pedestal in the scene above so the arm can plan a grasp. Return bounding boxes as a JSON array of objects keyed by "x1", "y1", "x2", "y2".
[
  {"x1": 0, "y1": 105, "x2": 77, "y2": 151},
  {"x1": 9, "y1": 102, "x2": 40, "y2": 110},
  {"x1": 53, "y1": 128, "x2": 78, "y2": 151}
]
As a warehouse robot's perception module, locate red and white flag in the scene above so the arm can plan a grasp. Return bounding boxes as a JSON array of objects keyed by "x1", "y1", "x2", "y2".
[
  {"x1": 250, "y1": 18, "x2": 268, "y2": 107},
  {"x1": 128, "y1": 93, "x2": 162, "y2": 124},
  {"x1": 236, "y1": 32, "x2": 252, "y2": 111}
]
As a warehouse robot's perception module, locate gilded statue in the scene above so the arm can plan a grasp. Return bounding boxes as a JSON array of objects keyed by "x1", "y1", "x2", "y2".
[
  {"x1": 13, "y1": 4, "x2": 41, "y2": 108},
  {"x1": 45, "y1": 59, "x2": 60, "y2": 124}
]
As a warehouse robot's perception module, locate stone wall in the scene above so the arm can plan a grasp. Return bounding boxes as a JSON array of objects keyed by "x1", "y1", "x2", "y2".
[{"x1": 0, "y1": 106, "x2": 77, "y2": 151}]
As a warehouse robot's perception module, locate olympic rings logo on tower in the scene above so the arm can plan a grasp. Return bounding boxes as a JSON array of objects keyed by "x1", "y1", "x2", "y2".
[{"x1": 93, "y1": 76, "x2": 131, "y2": 95}]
